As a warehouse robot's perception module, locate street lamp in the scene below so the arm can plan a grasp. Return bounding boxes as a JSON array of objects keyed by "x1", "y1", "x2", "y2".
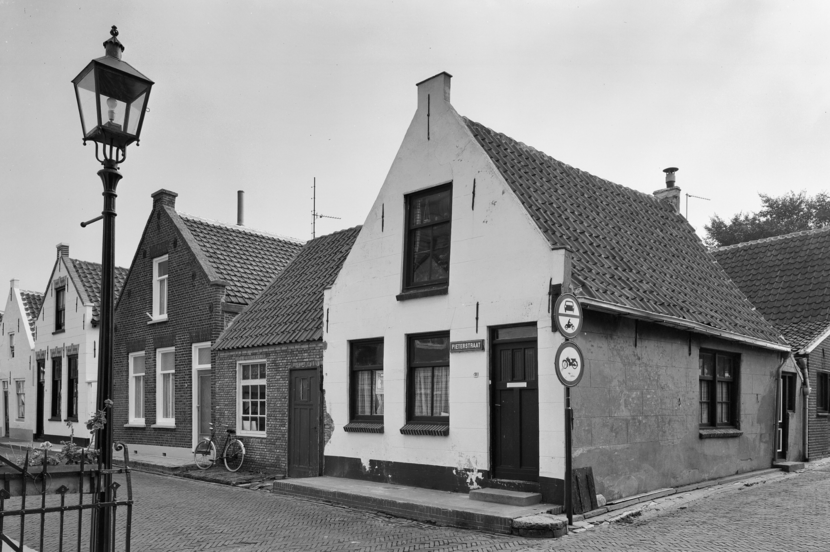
[{"x1": 72, "y1": 26, "x2": 153, "y2": 552}]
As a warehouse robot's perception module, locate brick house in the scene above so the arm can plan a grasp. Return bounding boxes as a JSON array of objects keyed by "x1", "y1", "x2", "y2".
[
  {"x1": 30, "y1": 244, "x2": 128, "y2": 446},
  {"x1": 0, "y1": 279, "x2": 43, "y2": 440},
  {"x1": 713, "y1": 227, "x2": 830, "y2": 460},
  {"x1": 112, "y1": 189, "x2": 303, "y2": 461},
  {"x1": 213, "y1": 226, "x2": 360, "y2": 473},
  {"x1": 322, "y1": 72, "x2": 793, "y2": 505}
]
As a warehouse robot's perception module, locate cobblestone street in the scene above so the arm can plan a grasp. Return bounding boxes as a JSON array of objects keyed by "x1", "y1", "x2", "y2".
[{"x1": 5, "y1": 463, "x2": 830, "y2": 551}]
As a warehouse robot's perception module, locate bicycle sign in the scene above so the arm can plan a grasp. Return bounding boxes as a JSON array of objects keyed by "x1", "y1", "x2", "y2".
[
  {"x1": 554, "y1": 293, "x2": 583, "y2": 339},
  {"x1": 555, "y1": 341, "x2": 585, "y2": 387}
]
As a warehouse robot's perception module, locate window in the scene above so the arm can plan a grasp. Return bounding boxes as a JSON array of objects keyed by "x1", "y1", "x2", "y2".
[
  {"x1": 239, "y1": 362, "x2": 266, "y2": 435},
  {"x1": 156, "y1": 347, "x2": 175, "y2": 425},
  {"x1": 51, "y1": 357, "x2": 62, "y2": 420},
  {"x1": 152, "y1": 256, "x2": 169, "y2": 320},
  {"x1": 8, "y1": 332, "x2": 14, "y2": 358},
  {"x1": 67, "y1": 355, "x2": 79, "y2": 420},
  {"x1": 129, "y1": 353, "x2": 146, "y2": 423},
  {"x1": 55, "y1": 287, "x2": 66, "y2": 331},
  {"x1": 350, "y1": 340, "x2": 384, "y2": 421},
  {"x1": 15, "y1": 380, "x2": 25, "y2": 420},
  {"x1": 782, "y1": 373, "x2": 796, "y2": 413},
  {"x1": 407, "y1": 333, "x2": 450, "y2": 423},
  {"x1": 699, "y1": 350, "x2": 739, "y2": 427},
  {"x1": 404, "y1": 184, "x2": 452, "y2": 290},
  {"x1": 818, "y1": 372, "x2": 830, "y2": 414}
]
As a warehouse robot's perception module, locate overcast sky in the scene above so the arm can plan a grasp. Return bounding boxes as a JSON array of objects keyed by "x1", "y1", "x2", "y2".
[{"x1": 1, "y1": 0, "x2": 828, "y2": 301}]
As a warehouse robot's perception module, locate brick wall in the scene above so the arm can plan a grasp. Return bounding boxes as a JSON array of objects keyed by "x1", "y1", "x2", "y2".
[
  {"x1": 215, "y1": 341, "x2": 323, "y2": 472},
  {"x1": 808, "y1": 335, "x2": 830, "y2": 459},
  {"x1": 113, "y1": 198, "x2": 226, "y2": 451}
]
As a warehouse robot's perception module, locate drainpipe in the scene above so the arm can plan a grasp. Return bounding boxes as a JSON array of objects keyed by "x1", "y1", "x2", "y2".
[{"x1": 796, "y1": 356, "x2": 810, "y2": 462}]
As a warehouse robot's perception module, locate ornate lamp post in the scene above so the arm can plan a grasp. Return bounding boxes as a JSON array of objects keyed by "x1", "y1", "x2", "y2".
[{"x1": 72, "y1": 26, "x2": 153, "y2": 551}]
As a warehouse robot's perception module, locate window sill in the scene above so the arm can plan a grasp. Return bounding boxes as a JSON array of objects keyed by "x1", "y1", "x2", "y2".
[
  {"x1": 238, "y1": 432, "x2": 265, "y2": 439},
  {"x1": 66, "y1": 417, "x2": 78, "y2": 423},
  {"x1": 49, "y1": 417, "x2": 62, "y2": 422},
  {"x1": 400, "y1": 422, "x2": 449, "y2": 436},
  {"x1": 52, "y1": 329, "x2": 65, "y2": 335},
  {"x1": 151, "y1": 423, "x2": 176, "y2": 429},
  {"x1": 147, "y1": 317, "x2": 168, "y2": 325},
  {"x1": 124, "y1": 423, "x2": 146, "y2": 428},
  {"x1": 817, "y1": 412, "x2": 828, "y2": 418},
  {"x1": 396, "y1": 285, "x2": 448, "y2": 302},
  {"x1": 343, "y1": 422, "x2": 384, "y2": 434},
  {"x1": 699, "y1": 428, "x2": 742, "y2": 439}
]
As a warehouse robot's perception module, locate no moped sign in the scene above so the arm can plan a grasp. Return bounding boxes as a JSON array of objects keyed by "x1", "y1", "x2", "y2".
[
  {"x1": 555, "y1": 341, "x2": 585, "y2": 387},
  {"x1": 554, "y1": 293, "x2": 583, "y2": 339}
]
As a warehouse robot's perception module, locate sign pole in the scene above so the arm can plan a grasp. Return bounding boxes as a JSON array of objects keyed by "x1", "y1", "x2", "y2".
[{"x1": 565, "y1": 386, "x2": 573, "y2": 525}]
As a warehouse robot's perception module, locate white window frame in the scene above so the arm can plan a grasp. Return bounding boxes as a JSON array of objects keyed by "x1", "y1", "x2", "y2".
[
  {"x1": 9, "y1": 332, "x2": 15, "y2": 358},
  {"x1": 237, "y1": 360, "x2": 267, "y2": 437},
  {"x1": 128, "y1": 352, "x2": 146, "y2": 425},
  {"x1": 191, "y1": 342, "x2": 211, "y2": 449},
  {"x1": 15, "y1": 380, "x2": 25, "y2": 420},
  {"x1": 151, "y1": 255, "x2": 169, "y2": 321},
  {"x1": 154, "y1": 347, "x2": 175, "y2": 427}
]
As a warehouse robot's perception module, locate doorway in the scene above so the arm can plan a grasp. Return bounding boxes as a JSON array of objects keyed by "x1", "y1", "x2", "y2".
[
  {"x1": 36, "y1": 359, "x2": 45, "y2": 438},
  {"x1": 778, "y1": 373, "x2": 795, "y2": 459},
  {"x1": 491, "y1": 325, "x2": 539, "y2": 482},
  {"x1": 197, "y1": 372, "x2": 212, "y2": 442},
  {"x1": 288, "y1": 368, "x2": 320, "y2": 478},
  {"x1": 3, "y1": 381, "x2": 9, "y2": 437}
]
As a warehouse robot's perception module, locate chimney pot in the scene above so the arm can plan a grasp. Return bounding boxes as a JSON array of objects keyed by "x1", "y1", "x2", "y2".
[
  {"x1": 654, "y1": 168, "x2": 681, "y2": 213},
  {"x1": 663, "y1": 167, "x2": 679, "y2": 188},
  {"x1": 56, "y1": 243, "x2": 70, "y2": 259},
  {"x1": 237, "y1": 190, "x2": 245, "y2": 226}
]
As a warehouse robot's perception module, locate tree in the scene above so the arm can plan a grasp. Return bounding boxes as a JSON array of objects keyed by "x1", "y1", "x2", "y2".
[{"x1": 705, "y1": 190, "x2": 830, "y2": 247}]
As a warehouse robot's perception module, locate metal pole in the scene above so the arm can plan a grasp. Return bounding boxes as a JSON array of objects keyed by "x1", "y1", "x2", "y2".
[
  {"x1": 565, "y1": 386, "x2": 573, "y2": 526},
  {"x1": 93, "y1": 158, "x2": 122, "y2": 552}
]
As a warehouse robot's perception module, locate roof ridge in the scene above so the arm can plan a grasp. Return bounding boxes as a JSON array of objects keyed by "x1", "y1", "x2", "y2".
[
  {"x1": 178, "y1": 212, "x2": 305, "y2": 245},
  {"x1": 20, "y1": 289, "x2": 44, "y2": 297},
  {"x1": 462, "y1": 116, "x2": 665, "y2": 207},
  {"x1": 714, "y1": 225, "x2": 830, "y2": 251},
  {"x1": 69, "y1": 257, "x2": 129, "y2": 272}
]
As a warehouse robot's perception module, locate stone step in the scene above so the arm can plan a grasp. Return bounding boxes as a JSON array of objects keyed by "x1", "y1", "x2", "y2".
[
  {"x1": 773, "y1": 461, "x2": 804, "y2": 472},
  {"x1": 469, "y1": 488, "x2": 542, "y2": 506}
]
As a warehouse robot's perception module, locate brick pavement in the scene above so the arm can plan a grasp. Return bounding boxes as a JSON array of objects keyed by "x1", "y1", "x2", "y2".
[{"x1": 3, "y1": 465, "x2": 830, "y2": 551}]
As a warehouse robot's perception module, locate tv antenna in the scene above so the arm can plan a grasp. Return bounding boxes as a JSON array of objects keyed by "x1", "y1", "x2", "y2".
[
  {"x1": 311, "y1": 177, "x2": 341, "y2": 239},
  {"x1": 686, "y1": 193, "x2": 711, "y2": 219}
]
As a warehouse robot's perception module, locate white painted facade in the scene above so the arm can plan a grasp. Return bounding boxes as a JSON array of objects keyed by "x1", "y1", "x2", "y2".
[
  {"x1": 33, "y1": 247, "x2": 101, "y2": 444},
  {"x1": 0, "y1": 280, "x2": 39, "y2": 441},
  {"x1": 323, "y1": 73, "x2": 570, "y2": 488}
]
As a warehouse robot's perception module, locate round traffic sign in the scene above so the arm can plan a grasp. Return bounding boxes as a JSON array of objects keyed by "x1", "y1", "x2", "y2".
[
  {"x1": 554, "y1": 293, "x2": 583, "y2": 339},
  {"x1": 555, "y1": 341, "x2": 585, "y2": 387}
]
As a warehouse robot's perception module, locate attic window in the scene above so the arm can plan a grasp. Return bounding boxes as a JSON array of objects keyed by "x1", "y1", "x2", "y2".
[
  {"x1": 152, "y1": 255, "x2": 169, "y2": 322},
  {"x1": 55, "y1": 287, "x2": 66, "y2": 332},
  {"x1": 403, "y1": 184, "x2": 452, "y2": 291}
]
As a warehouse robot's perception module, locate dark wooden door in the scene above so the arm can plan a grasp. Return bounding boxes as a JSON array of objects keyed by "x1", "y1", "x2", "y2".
[
  {"x1": 36, "y1": 361, "x2": 45, "y2": 438},
  {"x1": 778, "y1": 373, "x2": 794, "y2": 458},
  {"x1": 492, "y1": 339, "x2": 539, "y2": 481},
  {"x1": 289, "y1": 369, "x2": 320, "y2": 478}
]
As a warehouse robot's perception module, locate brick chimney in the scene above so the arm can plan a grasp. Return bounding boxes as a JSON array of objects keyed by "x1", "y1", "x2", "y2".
[
  {"x1": 56, "y1": 243, "x2": 70, "y2": 259},
  {"x1": 151, "y1": 189, "x2": 178, "y2": 209},
  {"x1": 654, "y1": 167, "x2": 681, "y2": 213}
]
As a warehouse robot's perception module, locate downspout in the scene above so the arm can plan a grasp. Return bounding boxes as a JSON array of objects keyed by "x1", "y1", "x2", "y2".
[{"x1": 796, "y1": 356, "x2": 810, "y2": 462}]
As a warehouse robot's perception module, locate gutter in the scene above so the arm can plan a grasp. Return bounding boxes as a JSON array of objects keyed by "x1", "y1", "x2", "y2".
[{"x1": 579, "y1": 298, "x2": 790, "y2": 352}]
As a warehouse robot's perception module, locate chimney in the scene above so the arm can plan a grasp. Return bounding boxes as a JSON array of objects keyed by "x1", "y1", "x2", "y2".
[
  {"x1": 10, "y1": 279, "x2": 19, "y2": 290},
  {"x1": 56, "y1": 243, "x2": 70, "y2": 259},
  {"x1": 654, "y1": 167, "x2": 681, "y2": 213},
  {"x1": 416, "y1": 72, "x2": 452, "y2": 137},
  {"x1": 237, "y1": 190, "x2": 244, "y2": 226},
  {"x1": 151, "y1": 189, "x2": 178, "y2": 209}
]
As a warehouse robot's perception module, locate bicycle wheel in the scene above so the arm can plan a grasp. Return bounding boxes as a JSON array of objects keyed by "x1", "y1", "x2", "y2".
[
  {"x1": 193, "y1": 440, "x2": 216, "y2": 469},
  {"x1": 223, "y1": 439, "x2": 245, "y2": 472}
]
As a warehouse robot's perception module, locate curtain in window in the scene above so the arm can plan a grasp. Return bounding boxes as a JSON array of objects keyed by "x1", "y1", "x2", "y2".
[
  {"x1": 357, "y1": 371, "x2": 372, "y2": 416},
  {"x1": 433, "y1": 366, "x2": 449, "y2": 417},
  {"x1": 16, "y1": 382, "x2": 24, "y2": 419},
  {"x1": 134, "y1": 376, "x2": 144, "y2": 419},
  {"x1": 373, "y1": 371, "x2": 384, "y2": 415},
  {"x1": 162, "y1": 373, "x2": 174, "y2": 419},
  {"x1": 414, "y1": 368, "x2": 432, "y2": 417}
]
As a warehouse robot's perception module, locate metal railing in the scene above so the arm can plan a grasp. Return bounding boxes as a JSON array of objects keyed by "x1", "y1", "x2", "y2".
[{"x1": 0, "y1": 442, "x2": 133, "y2": 551}]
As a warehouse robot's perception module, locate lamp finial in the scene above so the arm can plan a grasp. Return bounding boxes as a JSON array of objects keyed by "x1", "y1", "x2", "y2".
[{"x1": 103, "y1": 25, "x2": 125, "y2": 59}]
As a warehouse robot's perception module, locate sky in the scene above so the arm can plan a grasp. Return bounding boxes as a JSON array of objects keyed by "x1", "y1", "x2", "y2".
[{"x1": 1, "y1": 0, "x2": 829, "y2": 301}]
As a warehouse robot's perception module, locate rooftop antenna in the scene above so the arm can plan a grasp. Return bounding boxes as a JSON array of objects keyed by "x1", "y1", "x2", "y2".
[
  {"x1": 311, "y1": 177, "x2": 341, "y2": 239},
  {"x1": 686, "y1": 192, "x2": 711, "y2": 219}
]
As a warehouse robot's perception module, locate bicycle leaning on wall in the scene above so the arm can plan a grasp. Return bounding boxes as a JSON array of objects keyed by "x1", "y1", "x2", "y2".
[{"x1": 193, "y1": 423, "x2": 246, "y2": 472}]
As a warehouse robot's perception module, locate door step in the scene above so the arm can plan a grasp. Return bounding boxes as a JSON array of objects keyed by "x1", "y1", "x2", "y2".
[
  {"x1": 469, "y1": 488, "x2": 542, "y2": 506},
  {"x1": 773, "y1": 461, "x2": 804, "y2": 472},
  {"x1": 479, "y1": 478, "x2": 540, "y2": 494}
]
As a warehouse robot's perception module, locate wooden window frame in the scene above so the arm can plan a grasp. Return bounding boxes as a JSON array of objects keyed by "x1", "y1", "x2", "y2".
[
  {"x1": 154, "y1": 347, "x2": 175, "y2": 426},
  {"x1": 67, "y1": 355, "x2": 79, "y2": 421},
  {"x1": 406, "y1": 332, "x2": 450, "y2": 425},
  {"x1": 55, "y1": 287, "x2": 66, "y2": 331},
  {"x1": 15, "y1": 380, "x2": 25, "y2": 420},
  {"x1": 349, "y1": 339, "x2": 384, "y2": 422},
  {"x1": 403, "y1": 183, "x2": 452, "y2": 291},
  {"x1": 238, "y1": 361, "x2": 267, "y2": 437},
  {"x1": 152, "y1": 255, "x2": 169, "y2": 321},
  {"x1": 129, "y1": 352, "x2": 146, "y2": 424},
  {"x1": 51, "y1": 356, "x2": 62, "y2": 421},
  {"x1": 699, "y1": 349, "x2": 740, "y2": 429},
  {"x1": 818, "y1": 371, "x2": 830, "y2": 415}
]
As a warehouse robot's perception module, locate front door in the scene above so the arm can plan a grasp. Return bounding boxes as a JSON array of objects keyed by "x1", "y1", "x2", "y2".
[
  {"x1": 197, "y1": 372, "x2": 212, "y2": 442},
  {"x1": 288, "y1": 368, "x2": 320, "y2": 478},
  {"x1": 36, "y1": 360, "x2": 45, "y2": 438},
  {"x1": 492, "y1": 328, "x2": 539, "y2": 482},
  {"x1": 778, "y1": 373, "x2": 795, "y2": 459}
]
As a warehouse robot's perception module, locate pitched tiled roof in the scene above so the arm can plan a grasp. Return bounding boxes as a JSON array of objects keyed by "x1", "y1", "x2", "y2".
[
  {"x1": 215, "y1": 226, "x2": 361, "y2": 351},
  {"x1": 19, "y1": 290, "x2": 43, "y2": 334},
  {"x1": 712, "y1": 227, "x2": 830, "y2": 350},
  {"x1": 69, "y1": 259, "x2": 129, "y2": 323},
  {"x1": 180, "y1": 215, "x2": 304, "y2": 306},
  {"x1": 464, "y1": 118, "x2": 785, "y2": 347}
]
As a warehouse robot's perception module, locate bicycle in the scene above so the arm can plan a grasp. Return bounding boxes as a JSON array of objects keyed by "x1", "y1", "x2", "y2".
[{"x1": 193, "y1": 423, "x2": 246, "y2": 472}]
